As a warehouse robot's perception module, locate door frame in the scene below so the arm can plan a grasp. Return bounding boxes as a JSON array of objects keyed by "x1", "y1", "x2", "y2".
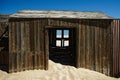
[{"x1": 45, "y1": 26, "x2": 77, "y2": 69}]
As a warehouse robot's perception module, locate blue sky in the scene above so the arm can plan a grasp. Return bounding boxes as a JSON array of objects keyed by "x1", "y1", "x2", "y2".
[{"x1": 0, "y1": 0, "x2": 120, "y2": 18}]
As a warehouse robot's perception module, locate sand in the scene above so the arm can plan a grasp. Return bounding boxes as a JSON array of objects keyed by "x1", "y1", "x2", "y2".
[{"x1": 0, "y1": 60, "x2": 119, "y2": 80}]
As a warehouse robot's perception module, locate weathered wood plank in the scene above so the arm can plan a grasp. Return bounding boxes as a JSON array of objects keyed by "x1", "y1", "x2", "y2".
[
  {"x1": 30, "y1": 20, "x2": 34, "y2": 69},
  {"x1": 106, "y1": 20, "x2": 110, "y2": 75},
  {"x1": 76, "y1": 20, "x2": 81, "y2": 67},
  {"x1": 11, "y1": 22, "x2": 16, "y2": 72},
  {"x1": 110, "y1": 20, "x2": 113, "y2": 76},
  {"x1": 9, "y1": 22, "x2": 12, "y2": 72},
  {"x1": 20, "y1": 21, "x2": 25, "y2": 71},
  {"x1": 83, "y1": 20, "x2": 86, "y2": 68},
  {"x1": 99, "y1": 20, "x2": 103, "y2": 73},
  {"x1": 91, "y1": 20, "x2": 95, "y2": 70},
  {"x1": 39, "y1": 20, "x2": 43, "y2": 69},
  {"x1": 36, "y1": 19, "x2": 39, "y2": 70},
  {"x1": 45, "y1": 28, "x2": 49, "y2": 70},
  {"x1": 37, "y1": 19, "x2": 41, "y2": 69},
  {"x1": 34, "y1": 20, "x2": 37, "y2": 69},
  {"x1": 86, "y1": 20, "x2": 90, "y2": 69},
  {"x1": 25, "y1": 20, "x2": 30, "y2": 70},
  {"x1": 95, "y1": 20, "x2": 100, "y2": 72},
  {"x1": 103, "y1": 20, "x2": 107, "y2": 75},
  {"x1": 79, "y1": 20, "x2": 82, "y2": 67},
  {"x1": 89, "y1": 20, "x2": 94, "y2": 70},
  {"x1": 16, "y1": 21, "x2": 21, "y2": 72},
  {"x1": 14, "y1": 22, "x2": 17, "y2": 72},
  {"x1": 118, "y1": 20, "x2": 120, "y2": 76}
]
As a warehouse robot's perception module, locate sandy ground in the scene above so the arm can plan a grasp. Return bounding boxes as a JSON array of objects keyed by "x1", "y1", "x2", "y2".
[{"x1": 0, "y1": 60, "x2": 119, "y2": 80}]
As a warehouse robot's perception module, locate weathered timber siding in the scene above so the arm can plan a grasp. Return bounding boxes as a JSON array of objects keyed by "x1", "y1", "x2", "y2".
[
  {"x1": 47, "y1": 19, "x2": 113, "y2": 76},
  {"x1": 0, "y1": 22, "x2": 6, "y2": 37},
  {"x1": 7, "y1": 18, "x2": 120, "y2": 77},
  {"x1": 47, "y1": 18, "x2": 79, "y2": 27},
  {"x1": 112, "y1": 20, "x2": 120, "y2": 77},
  {"x1": 76, "y1": 19, "x2": 112, "y2": 76},
  {"x1": 9, "y1": 18, "x2": 47, "y2": 72}
]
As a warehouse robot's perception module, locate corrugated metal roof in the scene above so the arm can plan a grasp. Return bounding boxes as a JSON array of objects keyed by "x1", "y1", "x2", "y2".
[{"x1": 10, "y1": 10, "x2": 113, "y2": 19}]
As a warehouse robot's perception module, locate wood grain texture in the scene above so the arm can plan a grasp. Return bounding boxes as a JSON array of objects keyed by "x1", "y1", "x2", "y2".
[{"x1": 7, "y1": 18, "x2": 120, "y2": 77}]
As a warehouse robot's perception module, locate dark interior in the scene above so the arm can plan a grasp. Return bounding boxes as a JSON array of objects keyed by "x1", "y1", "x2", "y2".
[
  {"x1": 0, "y1": 26, "x2": 9, "y2": 72},
  {"x1": 49, "y1": 28, "x2": 76, "y2": 66}
]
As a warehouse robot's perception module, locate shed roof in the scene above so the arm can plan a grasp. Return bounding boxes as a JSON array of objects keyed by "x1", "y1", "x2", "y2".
[
  {"x1": 10, "y1": 10, "x2": 113, "y2": 19},
  {"x1": 0, "y1": 14, "x2": 9, "y2": 22}
]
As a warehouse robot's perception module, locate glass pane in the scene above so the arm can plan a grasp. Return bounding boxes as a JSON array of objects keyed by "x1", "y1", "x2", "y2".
[
  {"x1": 64, "y1": 30, "x2": 69, "y2": 38},
  {"x1": 56, "y1": 40, "x2": 61, "y2": 47},
  {"x1": 64, "y1": 40, "x2": 69, "y2": 47},
  {"x1": 56, "y1": 30, "x2": 62, "y2": 38}
]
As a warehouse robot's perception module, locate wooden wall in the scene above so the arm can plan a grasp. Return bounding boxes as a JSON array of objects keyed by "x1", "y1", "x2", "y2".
[
  {"x1": 47, "y1": 19, "x2": 113, "y2": 76},
  {"x1": 112, "y1": 20, "x2": 120, "y2": 77},
  {"x1": 9, "y1": 18, "x2": 48, "y2": 72},
  {"x1": 0, "y1": 22, "x2": 6, "y2": 37},
  {"x1": 8, "y1": 18, "x2": 120, "y2": 77},
  {"x1": 76, "y1": 19, "x2": 112, "y2": 76}
]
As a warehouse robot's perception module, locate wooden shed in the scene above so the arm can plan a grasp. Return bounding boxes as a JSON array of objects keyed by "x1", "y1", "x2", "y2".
[{"x1": 0, "y1": 10, "x2": 120, "y2": 77}]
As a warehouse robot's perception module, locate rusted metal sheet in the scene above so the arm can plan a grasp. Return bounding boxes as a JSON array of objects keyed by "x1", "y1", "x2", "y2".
[{"x1": 112, "y1": 19, "x2": 120, "y2": 77}]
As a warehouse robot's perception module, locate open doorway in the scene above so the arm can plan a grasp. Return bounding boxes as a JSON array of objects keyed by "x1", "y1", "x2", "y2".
[
  {"x1": 0, "y1": 25, "x2": 9, "y2": 72},
  {"x1": 48, "y1": 28, "x2": 76, "y2": 66}
]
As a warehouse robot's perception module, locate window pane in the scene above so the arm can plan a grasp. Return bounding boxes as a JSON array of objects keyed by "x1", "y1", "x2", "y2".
[
  {"x1": 56, "y1": 30, "x2": 62, "y2": 38},
  {"x1": 64, "y1": 40, "x2": 69, "y2": 47},
  {"x1": 56, "y1": 40, "x2": 61, "y2": 47},
  {"x1": 64, "y1": 30, "x2": 69, "y2": 38}
]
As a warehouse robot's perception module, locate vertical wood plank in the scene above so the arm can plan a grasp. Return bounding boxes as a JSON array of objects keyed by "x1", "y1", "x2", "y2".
[
  {"x1": 107, "y1": 20, "x2": 111, "y2": 75},
  {"x1": 14, "y1": 21, "x2": 17, "y2": 72},
  {"x1": 118, "y1": 20, "x2": 120, "y2": 76},
  {"x1": 40, "y1": 19, "x2": 45, "y2": 69},
  {"x1": 79, "y1": 20, "x2": 82, "y2": 67},
  {"x1": 110, "y1": 20, "x2": 113, "y2": 76},
  {"x1": 36, "y1": 19, "x2": 39, "y2": 70},
  {"x1": 20, "y1": 20, "x2": 25, "y2": 71},
  {"x1": 9, "y1": 22, "x2": 12, "y2": 72},
  {"x1": 95, "y1": 20, "x2": 99, "y2": 72},
  {"x1": 103, "y1": 20, "x2": 108, "y2": 75},
  {"x1": 11, "y1": 22, "x2": 16, "y2": 72},
  {"x1": 34, "y1": 20, "x2": 37, "y2": 69},
  {"x1": 89, "y1": 20, "x2": 94, "y2": 70},
  {"x1": 76, "y1": 20, "x2": 81, "y2": 67},
  {"x1": 99, "y1": 20, "x2": 103, "y2": 73},
  {"x1": 25, "y1": 20, "x2": 30, "y2": 70},
  {"x1": 82, "y1": 20, "x2": 86, "y2": 67},
  {"x1": 16, "y1": 21, "x2": 21, "y2": 72},
  {"x1": 38, "y1": 19, "x2": 41, "y2": 69},
  {"x1": 87, "y1": 20, "x2": 90, "y2": 69},
  {"x1": 45, "y1": 28, "x2": 49, "y2": 70}
]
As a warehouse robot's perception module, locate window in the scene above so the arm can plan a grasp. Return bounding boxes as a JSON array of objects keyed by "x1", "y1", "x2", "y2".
[
  {"x1": 64, "y1": 40, "x2": 69, "y2": 47},
  {"x1": 64, "y1": 30, "x2": 69, "y2": 38},
  {"x1": 56, "y1": 29, "x2": 69, "y2": 47},
  {"x1": 56, "y1": 30, "x2": 62, "y2": 38},
  {"x1": 56, "y1": 40, "x2": 61, "y2": 47}
]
